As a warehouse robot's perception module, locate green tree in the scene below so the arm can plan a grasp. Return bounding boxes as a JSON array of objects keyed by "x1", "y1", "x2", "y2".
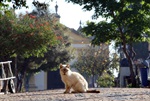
[
  {"x1": 0, "y1": 9, "x2": 57, "y2": 92},
  {"x1": 72, "y1": 44, "x2": 119, "y2": 87},
  {"x1": 97, "y1": 73, "x2": 115, "y2": 87},
  {"x1": 66, "y1": 0, "x2": 150, "y2": 87},
  {"x1": 0, "y1": 0, "x2": 52, "y2": 9},
  {"x1": 0, "y1": 10, "x2": 57, "y2": 61},
  {"x1": 0, "y1": 0, "x2": 27, "y2": 9},
  {"x1": 14, "y1": 1, "x2": 74, "y2": 92},
  {"x1": 24, "y1": 1, "x2": 73, "y2": 72}
]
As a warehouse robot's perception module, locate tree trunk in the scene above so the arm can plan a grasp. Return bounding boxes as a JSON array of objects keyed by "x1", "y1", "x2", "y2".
[
  {"x1": 122, "y1": 44, "x2": 136, "y2": 87},
  {"x1": 16, "y1": 74, "x2": 23, "y2": 92},
  {"x1": 92, "y1": 75, "x2": 95, "y2": 88},
  {"x1": 16, "y1": 58, "x2": 29, "y2": 92},
  {"x1": 118, "y1": 24, "x2": 137, "y2": 87}
]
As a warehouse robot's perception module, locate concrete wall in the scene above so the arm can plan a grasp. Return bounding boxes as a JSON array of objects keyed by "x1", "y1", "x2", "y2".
[
  {"x1": 119, "y1": 67, "x2": 130, "y2": 87},
  {"x1": 34, "y1": 71, "x2": 47, "y2": 90}
]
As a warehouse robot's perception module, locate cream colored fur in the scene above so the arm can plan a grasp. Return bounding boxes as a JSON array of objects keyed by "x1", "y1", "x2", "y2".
[{"x1": 59, "y1": 64, "x2": 88, "y2": 93}]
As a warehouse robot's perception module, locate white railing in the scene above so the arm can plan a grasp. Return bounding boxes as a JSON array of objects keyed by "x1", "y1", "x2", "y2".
[{"x1": 0, "y1": 61, "x2": 15, "y2": 81}]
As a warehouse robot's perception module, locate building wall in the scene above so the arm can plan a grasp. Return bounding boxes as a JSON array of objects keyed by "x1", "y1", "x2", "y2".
[
  {"x1": 47, "y1": 70, "x2": 64, "y2": 89},
  {"x1": 119, "y1": 67, "x2": 130, "y2": 87},
  {"x1": 133, "y1": 42, "x2": 149, "y2": 59},
  {"x1": 34, "y1": 71, "x2": 47, "y2": 90}
]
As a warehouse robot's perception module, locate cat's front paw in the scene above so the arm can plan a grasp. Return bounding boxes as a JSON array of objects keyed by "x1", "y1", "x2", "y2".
[{"x1": 64, "y1": 91, "x2": 70, "y2": 94}]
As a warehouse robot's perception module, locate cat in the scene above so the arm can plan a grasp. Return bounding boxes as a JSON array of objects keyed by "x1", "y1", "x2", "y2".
[{"x1": 59, "y1": 64, "x2": 100, "y2": 93}]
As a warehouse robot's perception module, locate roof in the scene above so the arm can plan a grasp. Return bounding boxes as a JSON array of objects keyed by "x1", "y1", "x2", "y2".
[{"x1": 63, "y1": 27, "x2": 91, "y2": 44}]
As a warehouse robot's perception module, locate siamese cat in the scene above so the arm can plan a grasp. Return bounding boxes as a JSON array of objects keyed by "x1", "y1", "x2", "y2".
[{"x1": 59, "y1": 64, "x2": 100, "y2": 93}]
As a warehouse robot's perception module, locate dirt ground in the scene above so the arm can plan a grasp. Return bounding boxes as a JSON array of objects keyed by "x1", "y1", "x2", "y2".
[{"x1": 0, "y1": 88, "x2": 150, "y2": 101}]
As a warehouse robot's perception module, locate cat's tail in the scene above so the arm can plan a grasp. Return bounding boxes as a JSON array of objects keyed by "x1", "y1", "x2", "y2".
[{"x1": 86, "y1": 89, "x2": 100, "y2": 93}]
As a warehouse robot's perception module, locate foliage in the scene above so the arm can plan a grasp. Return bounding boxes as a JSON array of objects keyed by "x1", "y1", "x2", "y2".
[
  {"x1": 0, "y1": 10, "x2": 57, "y2": 61},
  {"x1": 97, "y1": 73, "x2": 115, "y2": 87},
  {"x1": 13, "y1": 1, "x2": 74, "y2": 92},
  {"x1": 17, "y1": 41, "x2": 73, "y2": 74},
  {"x1": 71, "y1": 44, "x2": 119, "y2": 86},
  {"x1": 0, "y1": 0, "x2": 27, "y2": 9},
  {"x1": 21, "y1": 1, "x2": 74, "y2": 74},
  {"x1": 16, "y1": 22, "x2": 74, "y2": 91},
  {"x1": 0, "y1": 9, "x2": 58, "y2": 92},
  {"x1": 25, "y1": 29, "x2": 74, "y2": 74},
  {"x1": 0, "y1": 0, "x2": 73, "y2": 92},
  {"x1": 13, "y1": 2, "x2": 73, "y2": 91},
  {"x1": 0, "y1": 11, "x2": 56, "y2": 61},
  {"x1": 0, "y1": 0, "x2": 53, "y2": 9},
  {"x1": 66, "y1": 0, "x2": 150, "y2": 87}
]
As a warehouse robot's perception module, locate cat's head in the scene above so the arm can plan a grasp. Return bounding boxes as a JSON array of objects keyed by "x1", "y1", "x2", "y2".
[{"x1": 59, "y1": 64, "x2": 71, "y2": 75}]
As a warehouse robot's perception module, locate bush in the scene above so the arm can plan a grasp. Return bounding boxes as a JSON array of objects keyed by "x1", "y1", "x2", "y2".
[{"x1": 97, "y1": 74, "x2": 115, "y2": 87}]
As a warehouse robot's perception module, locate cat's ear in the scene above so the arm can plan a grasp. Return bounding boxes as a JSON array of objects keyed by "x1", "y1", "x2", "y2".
[
  {"x1": 66, "y1": 64, "x2": 70, "y2": 68},
  {"x1": 60, "y1": 64, "x2": 63, "y2": 69}
]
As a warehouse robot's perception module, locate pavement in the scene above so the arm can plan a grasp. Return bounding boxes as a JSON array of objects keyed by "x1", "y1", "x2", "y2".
[{"x1": 0, "y1": 88, "x2": 150, "y2": 101}]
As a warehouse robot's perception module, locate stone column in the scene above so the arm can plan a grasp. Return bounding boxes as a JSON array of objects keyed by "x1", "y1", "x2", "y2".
[{"x1": 44, "y1": 72, "x2": 47, "y2": 90}]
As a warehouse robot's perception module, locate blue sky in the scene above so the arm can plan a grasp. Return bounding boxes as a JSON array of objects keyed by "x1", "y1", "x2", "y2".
[{"x1": 15, "y1": 0, "x2": 104, "y2": 30}]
